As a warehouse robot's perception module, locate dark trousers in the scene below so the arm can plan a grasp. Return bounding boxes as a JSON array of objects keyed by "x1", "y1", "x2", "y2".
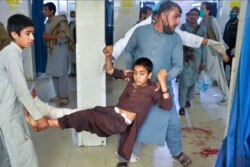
[{"x1": 58, "y1": 106, "x2": 128, "y2": 137}]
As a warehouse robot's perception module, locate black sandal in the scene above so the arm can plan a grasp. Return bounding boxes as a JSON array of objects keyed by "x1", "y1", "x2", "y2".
[
  {"x1": 173, "y1": 152, "x2": 192, "y2": 167},
  {"x1": 185, "y1": 101, "x2": 191, "y2": 108},
  {"x1": 179, "y1": 108, "x2": 185, "y2": 116},
  {"x1": 116, "y1": 162, "x2": 128, "y2": 167}
]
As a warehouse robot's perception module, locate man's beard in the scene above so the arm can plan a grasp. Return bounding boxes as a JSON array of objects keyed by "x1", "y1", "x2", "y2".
[
  {"x1": 163, "y1": 17, "x2": 175, "y2": 34},
  {"x1": 163, "y1": 24, "x2": 175, "y2": 34}
]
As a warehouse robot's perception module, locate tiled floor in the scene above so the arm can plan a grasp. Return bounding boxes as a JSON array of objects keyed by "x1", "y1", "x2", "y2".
[{"x1": 30, "y1": 68, "x2": 227, "y2": 167}]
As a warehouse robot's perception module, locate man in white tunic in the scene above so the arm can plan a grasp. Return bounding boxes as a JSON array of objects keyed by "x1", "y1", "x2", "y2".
[{"x1": 200, "y1": 2, "x2": 229, "y2": 105}]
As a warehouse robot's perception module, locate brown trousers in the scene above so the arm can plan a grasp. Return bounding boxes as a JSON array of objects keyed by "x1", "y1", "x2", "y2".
[{"x1": 58, "y1": 106, "x2": 128, "y2": 137}]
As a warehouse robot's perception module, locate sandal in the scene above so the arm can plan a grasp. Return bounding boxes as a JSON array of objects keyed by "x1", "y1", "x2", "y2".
[
  {"x1": 179, "y1": 108, "x2": 185, "y2": 116},
  {"x1": 116, "y1": 162, "x2": 128, "y2": 167},
  {"x1": 58, "y1": 98, "x2": 70, "y2": 106},
  {"x1": 50, "y1": 96, "x2": 61, "y2": 103},
  {"x1": 185, "y1": 101, "x2": 191, "y2": 108},
  {"x1": 173, "y1": 152, "x2": 192, "y2": 167}
]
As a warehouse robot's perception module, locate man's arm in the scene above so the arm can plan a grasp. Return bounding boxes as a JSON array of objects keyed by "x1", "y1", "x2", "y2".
[
  {"x1": 176, "y1": 27, "x2": 204, "y2": 48},
  {"x1": 176, "y1": 26, "x2": 227, "y2": 56},
  {"x1": 167, "y1": 35, "x2": 183, "y2": 81},
  {"x1": 6, "y1": 53, "x2": 48, "y2": 130},
  {"x1": 112, "y1": 16, "x2": 152, "y2": 60}
]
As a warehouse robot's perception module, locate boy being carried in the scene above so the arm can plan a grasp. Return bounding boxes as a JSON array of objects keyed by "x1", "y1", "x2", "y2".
[{"x1": 25, "y1": 46, "x2": 172, "y2": 167}]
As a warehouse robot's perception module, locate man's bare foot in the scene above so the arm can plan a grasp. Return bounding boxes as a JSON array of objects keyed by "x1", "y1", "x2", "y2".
[{"x1": 24, "y1": 111, "x2": 39, "y2": 132}]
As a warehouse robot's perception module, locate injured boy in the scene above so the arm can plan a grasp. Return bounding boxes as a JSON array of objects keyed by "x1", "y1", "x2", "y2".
[{"x1": 25, "y1": 45, "x2": 172, "y2": 163}]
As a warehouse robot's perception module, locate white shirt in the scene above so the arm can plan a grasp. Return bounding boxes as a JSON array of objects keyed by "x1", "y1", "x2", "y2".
[{"x1": 112, "y1": 16, "x2": 204, "y2": 60}]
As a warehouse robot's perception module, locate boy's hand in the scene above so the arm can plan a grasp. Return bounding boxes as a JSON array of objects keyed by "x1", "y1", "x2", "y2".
[
  {"x1": 103, "y1": 45, "x2": 113, "y2": 59},
  {"x1": 157, "y1": 69, "x2": 168, "y2": 83}
]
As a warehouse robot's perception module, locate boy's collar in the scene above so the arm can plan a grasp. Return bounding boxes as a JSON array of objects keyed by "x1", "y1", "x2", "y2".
[{"x1": 10, "y1": 42, "x2": 23, "y2": 52}]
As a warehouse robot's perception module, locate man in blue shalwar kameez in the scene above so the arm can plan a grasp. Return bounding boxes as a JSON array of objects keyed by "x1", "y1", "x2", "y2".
[{"x1": 124, "y1": 1, "x2": 191, "y2": 166}]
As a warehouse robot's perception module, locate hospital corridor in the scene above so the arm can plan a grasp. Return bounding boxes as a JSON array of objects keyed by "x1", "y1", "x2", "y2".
[{"x1": 0, "y1": 0, "x2": 249, "y2": 167}]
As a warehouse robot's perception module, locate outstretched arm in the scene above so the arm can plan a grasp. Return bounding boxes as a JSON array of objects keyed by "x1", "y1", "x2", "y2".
[
  {"x1": 176, "y1": 27, "x2": 228, "y2": 58},
  {"x1": 103, "y1": 45, "x2": 114, "y2": 75}
]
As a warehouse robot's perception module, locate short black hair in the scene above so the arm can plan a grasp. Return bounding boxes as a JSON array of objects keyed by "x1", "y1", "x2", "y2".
[
  {"x1": 44, "y1": 2, "x2": 56, "y2": 15},
  {"x1": 7, "y1": 14, "x2": 34, "y2": 39},
  {"x1": 133, "y1": 57, "x2": 153, "y2": 73},
  {"x1": 189, "y1": 8, "x2": 200, "y2": 16},
  {"x1": 157, "y1": 1, "x2": 182, "y2": 16}
]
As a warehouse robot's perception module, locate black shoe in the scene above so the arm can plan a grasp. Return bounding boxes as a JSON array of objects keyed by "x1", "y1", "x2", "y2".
[
  {"x1": 116, "y1": 162, "x2": 128, "y2": 167},
  {"x1": 185, "y1": 101, "x2": 191, "y2": 108},
  {"x1": 179, "y1": 108, "x2": 185, "y2": 116}
]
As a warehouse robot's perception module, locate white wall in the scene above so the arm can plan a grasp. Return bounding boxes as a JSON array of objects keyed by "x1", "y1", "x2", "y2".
[
  {"x1": 0, "y1": 0, "x2": 35, "y2": 80},
  {"x1": 75, "y1": 0, "x2": 106, "y2": 146},
  {"x1": 113, "y1": 0, "x2": 140, "y2": 43}
]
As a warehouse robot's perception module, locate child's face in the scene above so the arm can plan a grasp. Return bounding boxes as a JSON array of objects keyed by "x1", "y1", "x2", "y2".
[
  {"x1": 133, "y1": 65, "x2": 151, "y2": 87},
  {"x1": 12, "y1": 26, "x2": 34, "y2": 49}
]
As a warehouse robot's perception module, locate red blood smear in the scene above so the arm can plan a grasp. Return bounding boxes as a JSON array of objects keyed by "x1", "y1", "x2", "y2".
[
  {"x1": 182, "y1": 127, "x2": 219, "y2": 158},
  {"x1": 199, "y1": 148, "x2": 220, "y2": 157},
  {"x1": 182, "y1": 127, "x2": 215, "y2": 138}
]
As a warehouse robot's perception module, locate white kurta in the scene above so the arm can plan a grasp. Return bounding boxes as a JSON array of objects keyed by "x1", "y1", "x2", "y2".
[
  {"x1": 112, "y1": 15, "x2": 204, "y2": 60},
  {"x1": 201, "y1": 16, "x2": 229, "y2": 100},
  {"x1": 0, "y1": 42, "x2": 42, "y2": 167}
]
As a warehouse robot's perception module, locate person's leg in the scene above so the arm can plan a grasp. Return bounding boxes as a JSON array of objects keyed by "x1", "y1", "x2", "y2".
[
  {"x1": 0, "y1": 125, "x2": 39, "y2": 167},
  {"x1": 216, "y1": 60, "x2": 229, "y2": 102},
  {"x1": 0, "y1": 133, "x2": 11, "y2": 167},
  {"x1": 52, "y1": 77, "x2": 59, "y2": 95},
  {"x1": 57, "y1": 75, "x2": 70, "y2": 106},
  {"x1": 165, "y1": 109, "x2": 192, "y2": 166},
  {"x1": 178, "y1": 85, "x2": 188, "y2": 115},
  {"x1": 186, "y1": 84, "x2": 195, "y2": 103},
  {"x1": 165, "y1": 108, "x2": 182, "y2": 157},
  {"x1": 58, "y1": 106, "x2": 127, "y2": 136}
]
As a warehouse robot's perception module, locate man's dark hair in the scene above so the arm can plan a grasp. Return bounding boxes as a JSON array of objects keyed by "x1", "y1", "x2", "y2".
[
  {"x1": 7, "y1": 14, "x2": 34, "y2": 39},
  {"x1": 201, "y1": 2, "x2": 213, "y2": 16},
  {"x1": 189, "y1": 8, "x2": 200, "y2": 16},
  {"x1": 157, "y1": 1, "x2": 182, "y2": 16},
  {"x1": 44, "y1": 2, "x2": 56, "y2": 15},
  {"x1": 133, "y1": 57, "x2": 153, "y2": 73}
]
